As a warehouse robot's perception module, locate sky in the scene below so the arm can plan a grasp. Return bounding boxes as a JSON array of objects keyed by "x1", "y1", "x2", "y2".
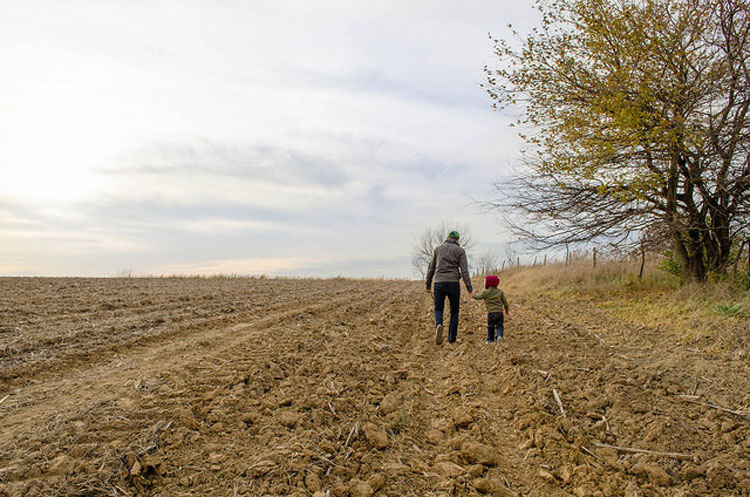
[{"x1": 0, "y1": 0, "x2": 538, "y2": 278}]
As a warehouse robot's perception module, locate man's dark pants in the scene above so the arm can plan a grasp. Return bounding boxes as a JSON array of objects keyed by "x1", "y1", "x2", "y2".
[{"x1": 433, "y1": 281, "x2": 460, "y2": 342}]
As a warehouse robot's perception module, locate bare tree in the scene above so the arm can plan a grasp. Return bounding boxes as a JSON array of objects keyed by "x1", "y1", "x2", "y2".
[
  {"x1": 473, "y1": 249, "x2": 501, "y2": 276},
  {"x1": 484, "y1": 0, "x2": 750, "y2": 281},
  {"x1": 412, "y1": 221, "x2": 477, "y2": 278}
]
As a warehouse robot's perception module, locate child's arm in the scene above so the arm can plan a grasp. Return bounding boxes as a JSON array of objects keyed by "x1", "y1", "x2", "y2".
[
  {"x1": 472, "y1": 290, "x2": 487, "y2": 300},
  {"x1": 502, "y1": 292, "x2": 510, "y2": 314}
]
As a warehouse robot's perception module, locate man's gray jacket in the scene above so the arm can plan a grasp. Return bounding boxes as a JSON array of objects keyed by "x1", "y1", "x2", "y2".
[{"x1": 425, "y1": 238, "x2": 473, "y2": 292}]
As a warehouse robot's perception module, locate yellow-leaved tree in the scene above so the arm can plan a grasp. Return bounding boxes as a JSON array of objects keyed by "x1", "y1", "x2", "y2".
[{"x1": 485, "y1": 0, "x2": 750, "y2": 281}]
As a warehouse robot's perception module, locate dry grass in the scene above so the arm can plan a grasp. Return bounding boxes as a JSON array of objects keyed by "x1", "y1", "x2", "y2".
[
  {"x1": 498, "y1": 255, "x2": 677, "y2": 295},
  {"x1": 114, "y1": 273, "x2": 408, "y2": 281},
  {"x1": 491, "y1": 256, "x2": 750, "y2": 357}
]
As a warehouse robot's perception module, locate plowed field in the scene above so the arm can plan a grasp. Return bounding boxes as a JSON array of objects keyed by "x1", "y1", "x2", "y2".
[{"x1": 0, "y1": 277, "x2": 748, "y2": 497}]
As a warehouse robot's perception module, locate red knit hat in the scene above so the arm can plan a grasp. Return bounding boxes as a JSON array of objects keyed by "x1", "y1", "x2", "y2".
[{"x1": 485, "y1": 275, "x2": 499, "y2": 288}]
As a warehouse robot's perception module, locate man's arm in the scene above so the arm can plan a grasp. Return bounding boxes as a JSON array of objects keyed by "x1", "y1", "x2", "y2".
[
  {"x1": 459, "y1": 249, "x2": 473, "y2": 293},
  {"x1": 425, "y1": 249, "x2": 437, "y2": 290}
]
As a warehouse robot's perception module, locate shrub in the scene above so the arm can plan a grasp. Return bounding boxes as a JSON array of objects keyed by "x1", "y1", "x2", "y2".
[
  {"x1": 715, "y1": 303, "x2": 746, "y2": 318},
  {"x1": 657, "y1": 251, "x2": 683, "y2": 281}
]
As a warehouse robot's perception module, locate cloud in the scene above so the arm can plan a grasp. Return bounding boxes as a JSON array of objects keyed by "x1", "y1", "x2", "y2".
[
  {"x1": 92, "y1": 133, "x2": 478, "y2": 215},
  {"x1": 157, "y1": 255, "x2": 323, "y2": 276},
  {"x1": 104, "y1": 140, "x2": 350, "y2": 189}
]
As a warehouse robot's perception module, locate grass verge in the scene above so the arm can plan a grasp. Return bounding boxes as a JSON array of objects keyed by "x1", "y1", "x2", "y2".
[{"x1": 485, "y1": 258, "x2": 749, "y2": 360}]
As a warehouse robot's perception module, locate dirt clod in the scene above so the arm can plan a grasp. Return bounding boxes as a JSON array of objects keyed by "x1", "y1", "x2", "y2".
[
  {"x1": 367, "y1": 473, "x2": 385, "y2": 491},
  {"x1": 631, "y1": 462, "x2": 672, "y2": 486},
  {"x1": 623, "y1": 481, "x2": 644, "y2": 497},
  {"x1": 277, "y1": 409, "x2": 301, "y2": 428},
  {"x1": 362, "y1": 422, "x2": 389, "y2": 449},
  {"x1": 305, "y1": 472, "x2": 322, "y2": 492},
  {"x1": 460, "y1": 442, "x2": 497, "y2": 466},
  {"x1": 349, "y1": 480, "x2": 375, "y2": 497},
  {"x1": 47, "y1": 454, "x2": 75, "y2": 476},
  {"x1": 379, "y1": 392, "x2": 402, "y2": 415},
  {"x1": 475, "y1": 477, "x2": 517, "y2": 496},
  {"x1": 434, "y1": 461, "x2": 465, "y2": 477},
  {"x1": 452, "y1": 409, "x2": 474, "y2": 428}
]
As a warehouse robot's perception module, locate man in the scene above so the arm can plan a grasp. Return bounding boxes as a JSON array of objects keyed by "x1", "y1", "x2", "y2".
[{"x1": 425, "y1": 230, "x2": 473, "y2": 344}]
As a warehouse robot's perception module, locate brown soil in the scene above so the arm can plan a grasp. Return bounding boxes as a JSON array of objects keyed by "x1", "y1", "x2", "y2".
[{"x1": 0, "y1": 277, "x2": 747, "y2": 497}]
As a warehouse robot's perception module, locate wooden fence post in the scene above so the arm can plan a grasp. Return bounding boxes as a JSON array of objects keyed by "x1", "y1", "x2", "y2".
[
  {"x1": 593, "y1": 247, "x2": 597, "y2": 268},
  {"x1": 639, "y1": 239, "x2": 646, "y2": 279},
  {"x1": 565, "y1": 242, "x2": 569, "y2": 266}
]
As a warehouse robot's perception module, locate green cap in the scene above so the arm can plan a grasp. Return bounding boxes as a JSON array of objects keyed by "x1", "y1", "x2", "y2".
[{"x1": 448, "y1": 230, "x2": 460, "y2": 239}]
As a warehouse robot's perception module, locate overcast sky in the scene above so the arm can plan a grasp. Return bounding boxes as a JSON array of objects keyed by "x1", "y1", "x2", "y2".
[{"x1": 0, "y1": 0, "x2": 537, "y2": 278}]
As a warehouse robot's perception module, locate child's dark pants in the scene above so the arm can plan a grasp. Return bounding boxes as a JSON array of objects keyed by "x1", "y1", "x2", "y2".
[
  {"x1": 433, "y1": 282, "x2": 460, "y2": 342},
  {"x1": 487, "y1": 311, "x2": 504, "y2": 341}
]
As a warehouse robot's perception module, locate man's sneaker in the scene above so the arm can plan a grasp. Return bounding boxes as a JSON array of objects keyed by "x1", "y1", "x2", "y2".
[{"x1": 435, "y1": 324, "x2": 444, "y2": 345}]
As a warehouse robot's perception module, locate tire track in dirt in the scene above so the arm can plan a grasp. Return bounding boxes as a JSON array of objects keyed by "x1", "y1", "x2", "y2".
[
  {"x1": 0, "y1": 280, "x2": 359, "y2": 385},
  {"x1": 0, "y1": 282, "x2": 396, "y2": 443},
  {"x1": 1, "y1": 280, "x2": 360, "y2": 382}
]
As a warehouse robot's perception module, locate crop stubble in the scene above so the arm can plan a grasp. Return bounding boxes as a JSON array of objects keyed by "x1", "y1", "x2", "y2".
[{"x1": 0, "y1": 277, "x2": 748, "y2": 496}]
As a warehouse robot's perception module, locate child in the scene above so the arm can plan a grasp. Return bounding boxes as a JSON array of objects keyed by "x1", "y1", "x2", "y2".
[{"x1": 472, "y1": 275, "x2": 510, "y2": 343}]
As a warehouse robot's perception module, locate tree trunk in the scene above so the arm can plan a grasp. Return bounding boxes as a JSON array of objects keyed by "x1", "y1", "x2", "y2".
[
  {"x1": 707, "y1": 211, "x2": 732, "y2": 274},
  {"x1": 673, "y1": 231, "x2": 706, "y2": 281}
]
